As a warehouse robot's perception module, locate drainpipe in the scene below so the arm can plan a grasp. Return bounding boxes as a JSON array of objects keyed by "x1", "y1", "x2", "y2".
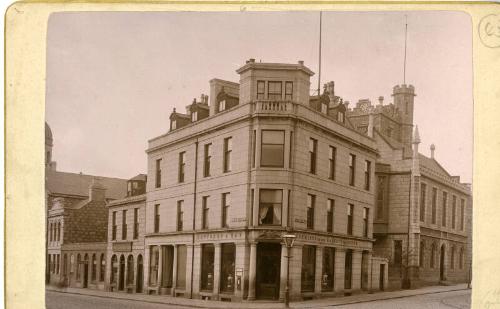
[{"x1": 190, "y1": 139, "x2": 199, "y2": 298}]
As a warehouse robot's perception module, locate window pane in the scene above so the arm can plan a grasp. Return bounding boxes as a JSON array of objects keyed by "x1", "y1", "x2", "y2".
[
  {"x1": 262, "y1": 131, "x2": 284, "y2": 144},
  {"x1": 259, "y1": 189, "x2": 282, "y2": 225},
  {"x1": 322, "y1": 248, "x2": 335, "y2": 291}
]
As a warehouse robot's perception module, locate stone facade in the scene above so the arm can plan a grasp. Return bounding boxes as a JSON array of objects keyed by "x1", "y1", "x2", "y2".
[
  {"x1": 346, "y1": 86, "x2": 472, "y2": 289},
  {"x1": 143, "y1": 60, "x2": 386, "y2": 302}
]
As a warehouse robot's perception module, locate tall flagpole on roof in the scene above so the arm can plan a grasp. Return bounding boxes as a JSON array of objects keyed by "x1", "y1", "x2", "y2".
[
  {"x1": 403, "y1": 14, "x2": 408, "y2": 85},
  {"x1": 317, "y1": 11, "x2": 322, "y2": 95}
]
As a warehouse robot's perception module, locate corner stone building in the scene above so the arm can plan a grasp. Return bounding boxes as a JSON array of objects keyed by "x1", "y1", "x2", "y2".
[
  {"x1": 347, "y1": 86, "x2": 472, "y2": 289},
  {"x1": 144, "y1": 60, "x2": 388, "y2": 302}
]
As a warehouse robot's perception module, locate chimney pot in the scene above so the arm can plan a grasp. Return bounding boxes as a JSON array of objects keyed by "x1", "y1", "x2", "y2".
[
  {"x1": 249, "y1": 58, "x2": 255, "y2": 63},
  {"x1": 378, "y1": 96, "x2": 384, "y2": 105},
  {"x1": 430, "y1": 144, "x2": 436, "y2": 159}
]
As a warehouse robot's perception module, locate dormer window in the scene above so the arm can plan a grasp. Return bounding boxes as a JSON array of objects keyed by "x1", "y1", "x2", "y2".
[
  {"x1": 171, "y1": 120, "x2": 177, "y2": 130},
  {"x1": 268, "y1": 81, "x2": 282, "y2": 100},
  {"x1": 337, "y1": 112, "x2": 345, "y2": 123},
  {"x1": 191, "y1": 111, "x2": 198, "y2": 122},
  {"x1": 218, "y1": 100, "x2": 226, "y2": 112},
  {"x1": 321, "y1": 103, "x2": 328, "y2": 114}
]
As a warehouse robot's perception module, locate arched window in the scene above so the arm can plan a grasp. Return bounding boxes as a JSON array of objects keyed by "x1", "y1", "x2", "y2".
[
  {"x1": 419, "y1": 241, "x2": 425, "y2": 268},
  {"x1": 76, "y1": 254, "x2": 81, "y2": 280},
  {"x1": 459, "y1": 248, "x2": 464, "y2": 270},
  {"x1": 127, "y1": 255, "x2": 134, "y2": 285},
  {"x1": 111, "y1": 255, "x2": 118, "y2": 284},
  {"x1": 430, "y1": 243, "x2": 436, "y2": 268},
  {"x1": 450, "y1": 246, "x2": 455, "y2": 270},
  {"x1": 91, "y1": 254, "x2": 97, "y2": 282},
  {"x1": 99, "y1": 254, "x2": 106, "y2": 282}
]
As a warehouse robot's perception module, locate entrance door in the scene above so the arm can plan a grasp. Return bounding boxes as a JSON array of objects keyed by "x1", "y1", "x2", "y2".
[
  {"x1": 119, "y1": 255, "x2": 125, "y2": 290},
  {"x1": 379, "y1": 264, "x2": 385, "y2": 291},
  {"x1": 136, "y1": 255, "x2": 143, "y2": 293},
  {"x1": 256, "y1": 243, "x2": 281, "y2": 300},
  {"x1": 83, "y1": 263, "x2": 89, "y2": 288},
  {"x1": 440, "y1": 245, "x2": 445, "y2": 281}
]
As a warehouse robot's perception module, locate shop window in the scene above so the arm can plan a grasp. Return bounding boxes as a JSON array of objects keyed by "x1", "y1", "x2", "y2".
[
  {"x1": 76, "y1": 254, "x2": 81, "y2": 280},
  {"x1": 201, "y1": 244, "x2": 215, "y2": 291},
  {"x1": 258, "y1": 189, "x2": 282, "y2": 225},
  {"x1": 220, "y1": 243, "x2": 236, "y2": 293},
  {"x1": 322, "y1": 247, "x2": 335, "y2": 291},
  {"x1": 301, "y1": 246, "x2": 316, "y2": 292},
  {"x1": 261, "y1": 130, "x2": 285, "y2": 167},
  {"x1": 149, "y1": 247, "x2": 159, "y2": 286}
]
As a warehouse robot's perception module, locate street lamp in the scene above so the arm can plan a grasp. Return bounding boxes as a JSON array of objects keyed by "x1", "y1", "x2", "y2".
[{"x1": 282, "y1": 233, "x2": 296, "y2": 308}]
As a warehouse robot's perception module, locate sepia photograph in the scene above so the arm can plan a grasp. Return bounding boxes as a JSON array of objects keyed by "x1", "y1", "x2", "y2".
[{"x1": 41, "y1": 10, "x2": 473, "y2": 309}]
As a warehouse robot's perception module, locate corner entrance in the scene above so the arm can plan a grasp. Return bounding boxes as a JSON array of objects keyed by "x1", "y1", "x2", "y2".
[{"x1": 256, "y1": 243, "x2": 281, "y2": 300}]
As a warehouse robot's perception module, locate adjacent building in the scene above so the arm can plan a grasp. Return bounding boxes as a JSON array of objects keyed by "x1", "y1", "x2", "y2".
[
  {"x1": 346, "y1": 86, "x2": 472, "y2": 289},
  {"x1": 144, "y1": 59, "x2": 387, "y2": 301},
  {"x1": 45, "y1": 123, "x2": 128, "y2": 289},
  {"x1": 106, "y1": 174, "x2": 147, "y2": 293}
]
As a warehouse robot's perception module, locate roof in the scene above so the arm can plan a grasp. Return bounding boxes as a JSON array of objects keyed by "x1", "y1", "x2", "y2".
[
  {"x1": 130, "y1": 174, "x2": 147, "y2": 182},
  {"x1": 418, "y1": 153, "x2": 452, "y2": 178},
  {"x1": 236, "y1": 61, "x2": 315, "y2": 76},
  {"x1": 46, "y1": 170, "x2": 128, "y2": 200}
]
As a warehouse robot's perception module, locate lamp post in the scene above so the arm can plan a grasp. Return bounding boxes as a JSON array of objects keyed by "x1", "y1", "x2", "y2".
[{"x1": 282, "y1": 233, "x2": 296, "y2": 308}]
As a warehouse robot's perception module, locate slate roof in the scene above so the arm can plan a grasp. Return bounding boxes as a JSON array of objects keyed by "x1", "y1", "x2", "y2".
[
  {"x1": 46, "y1": 170, "x2": 128, "y2": 200},
  {"x1": 129, "y1": 174, "x2": 147, "y2": 182},
  {"x1": 418, "y1": 153, "x2": 452, "y2": 178}
]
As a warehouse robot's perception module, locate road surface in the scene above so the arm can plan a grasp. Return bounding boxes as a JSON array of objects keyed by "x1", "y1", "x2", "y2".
[{"x1": 46, "y1": 289, "x2": 471, "y2": 309}]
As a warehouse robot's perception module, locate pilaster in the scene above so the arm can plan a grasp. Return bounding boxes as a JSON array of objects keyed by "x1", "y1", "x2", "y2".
[{"x1": 247, "y1": 242, "x2": 257, "y2": 300}]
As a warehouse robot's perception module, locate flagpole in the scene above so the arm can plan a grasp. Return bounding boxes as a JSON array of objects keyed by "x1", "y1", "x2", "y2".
[
  {"x1": 317, "y1": 11, "x2": 322, "y2": 95},
  {"x1": 403, "y1": 14, "x2": 408, "y2": 84}
]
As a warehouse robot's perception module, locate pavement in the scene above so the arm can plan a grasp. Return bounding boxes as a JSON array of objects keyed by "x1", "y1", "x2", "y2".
[{"x1": 46, "y1": 284, "x2": 470, "y2": 309}]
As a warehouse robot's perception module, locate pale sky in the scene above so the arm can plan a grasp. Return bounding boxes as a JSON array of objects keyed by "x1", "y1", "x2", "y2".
[{"x1": 46, "y1": 11, "x2": 473, "y2": 183}]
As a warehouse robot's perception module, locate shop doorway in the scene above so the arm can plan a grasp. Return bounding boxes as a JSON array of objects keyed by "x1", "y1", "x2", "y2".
[
  {"x1": 119, "y1": 255, "x2": 125, "y2": 291},
  {"x1": 136, "y1": 255, "x2": 143, "y2": 293},
  {"x1": 83, "y1": 254, "x2": 89, "y2": 288},
  {"x1": 256, "y1": 243, "x2": 281, "y2": 300},
  {"x1": 379, "y1": 264, "x2": 385, "y2": 291}
]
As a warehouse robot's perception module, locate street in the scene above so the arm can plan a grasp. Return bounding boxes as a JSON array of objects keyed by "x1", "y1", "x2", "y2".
[{"x1": 46, "y1": 289, "x2": 471, "y2": 309}]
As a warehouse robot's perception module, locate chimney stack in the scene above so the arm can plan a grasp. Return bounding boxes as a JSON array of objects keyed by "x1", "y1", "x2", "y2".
[
  {"x1": 367, "y1": 108, "x2": 374, "y2": 138},
  {"x1": 430, "y1": 144, "x2": 436, "y2": 159},
  {"x1": 378, "y1": 96, "x2": 384, "y2": 105},
  {"x1": 298, "y1": 60, "x2": 304, "y2": 65},
  {"x1": 89, "y1": 177, "x2": 106, "y2": 202}
]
